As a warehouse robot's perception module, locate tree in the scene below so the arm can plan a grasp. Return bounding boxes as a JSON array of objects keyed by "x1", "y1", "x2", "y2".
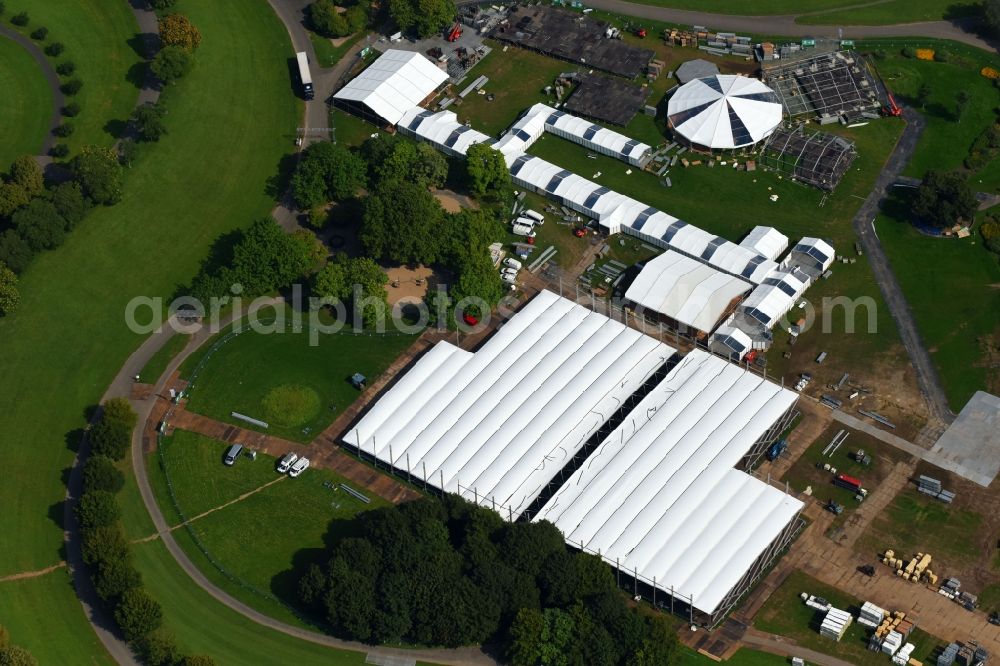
[
  {"x1": 81, "y1": 524, "x2": 129, "y2": 566},
  {"x1": 508, "y1": 607, "x2": 574, "y2": 666},
  {"x1": 361, "y1": 180, "x2": 444, "y2": 264},
  {"x1": 56, "y1": 61, "x2": 75, "y2": 76},
  {"x1": 83, "y1": 455, "x2": 125, "y2": 493},
  {"x1": 911, "y1": 170, "x2": 977, "y2": 229},
  {"x1": 93, "y1": 554, "x2": 141, "y2": 600},
  {"x1": 114, "y1": 588, "x2": 163, "y2": 640},
  {"x1": 180, "y1": 657, "x2": 218, "y2": 666},
  {"x1": 159, "y1": 13, "x2": 201, "y2": 51},
  {"x1": 63, "y1": 102, "x2": 81, "y2": 117},
  {"x1": 309, "y1": 0, "x2": 350, "y2": 38},
  {"x1": 90, "y1": 397, "x2": 137, "y2": 460},
  {"x1": 313, "y1": 255, "x2": 388, "y2": 327},
  {"x1": 373, "y1": 141, "x2": 447, "y2": 189},
  {"x1": 30, "y1": 26, "x2": 47, "y2": 40},
  {"x1": 388, "y1": 0, "x2": 454, "y2": 37},
  {"x1": 0, "y1": 230, "x2": 32, "y2": 274},
  {"x1": 0, "y1": 182, "x2": 29, "y2": 218},
  {"x1": 10, "y1": 155, "x2": 43, "y2": 196},
  {"x1": 290, "y1": 142, "x2": 366, "y2": 208},
  {"x1": 49, "y1": 181, "x2": 90, "y2": 228},
  {"x1": 50, "y1": 143, "x2": 69, "y2": 158},
  {"x1": 0, "y1": 646, "x2": 37, "y2": 666},
  {"x1": 151, "y1": 45, "x2": 193, "y2": 84},
  {"x1": 956, "y1": 90, "x2": 971, "y2": 118},
  {"x1": 60, "y1": 78, "x2": 82, "y2": 96},
  {"x1": 149, "y1": 0, "x2": 177, "y2": 8},
  {"x1": 0, "y1": 262, "x2": 16, "y2": 316},
  {"x1": 229, "y1": 217, "x2": 313, "y2": 297},
  {"x1": 12, "y1": 199, "x2": 67, "y2": 252},
  {"x1": 129, "y1": 102, "x2": 167, "y2": 142},
  {"x1": 414, "y1": 142, "x2": 448, "y2": 189},
  {"x1": 53, "y1": 122, "x2": 75, "y2": 137},
  {"x1": 297, "y1": 563, "x2": 327, "y2": 608},
  {"x1": 986, "y1": 0, "x2": 1000, "y2": 35},
  {"x1": 916, "y1": 83, "x2": 931, "y2": 109},
  {"x1": 133, "y1": 629, "x2": 178, "y2": 666},
  {"x1": 75, "y1": 490, "x2": 120, "y2": 529},
  {"x1": 72, "y1": 146, "x2": 124, "y2": 205},
  {"x1": 44, "y1": 42, "x2": 64, "y2": 56},
  {"x1": 465, "y1": 142, "x2": 512, "y2": 205},
  {"x1": 345, "y1": 4, "x2": 368, "y2": 33},
  {"x1": 10, "y1": 11, "x2": 28, "y2": 26}
]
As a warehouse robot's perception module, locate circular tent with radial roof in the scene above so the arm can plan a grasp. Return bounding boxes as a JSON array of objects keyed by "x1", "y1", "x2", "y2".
[{"x1": 667, "y1": 74, "x2": 783, "y2": 150}]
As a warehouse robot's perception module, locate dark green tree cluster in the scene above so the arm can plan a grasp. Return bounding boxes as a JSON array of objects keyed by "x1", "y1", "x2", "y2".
[
  {"x1": 290, "y1": 142, "x2": 368, "y2": 209},
  {"x1": 0, "y1": 155, "x2": 96, "y2": 279},
  {"x1": 0, "y1": 625, "x2": 38, "y2": 666},
  {"x1": 189, "y1": 217, "x2": 318, "y2": 301},
  {"x1": 309, "y1": 0, "x2": 368, "y2": 38},
  {"x1": 911, "y1": 170, "x2": 978, "y2": 229},
  {"x1": 979, "y1": 217, "x2": 1000, "y2": 256},
  {"x1": 388, "y1": 0, "x2": 455, "y2": 38},
  {"x1": 129, "y1": 102, "x2": 168, "y2": 143},
  {"x1": 312, "y1": 253, "x2": 388, "y2": 327},
  {"x1": 464, "y1": 143, "x2": 513, "y2": 208},
  {"x1": 152, "y1": 12, "x2": 201, "y2": 85},
  {"x1": 295, "y1": 496, "x2": 677, "y2": 663},
  {"x1": 90, "y1": 397, "x2": 137, "y2": 460}
]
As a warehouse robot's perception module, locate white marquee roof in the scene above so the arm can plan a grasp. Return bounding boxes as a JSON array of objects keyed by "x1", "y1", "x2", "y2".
[
  {"x1": 668, "y1": 75, "x2": 782, "y2": 149},
  {"x1": 740, "y1": 226, "x2": 789, "y2": 262},
  {"x1": 333, "y1": 49, "x2": 448, "y2": 125},
  {"x1": 741, "y1": 268, "x2": 811, "y2": 329},
  {"x1": 398, "y1": 107, "x2": 491, "y2": 155},
  {"x1": 345, "y1": 290, "x2": 674, "y2": 520},
  {"x1": 790, "y1": 237, "x2": 835, "y2": 272},
  {"x1": 534, "y1": 350, "x2": 802, "y2": 615},
  {"x1": 625, "y1": 250, "x2": 750, "y2": 333},
  {"x1": 711, "y1": 324, "x2": 754, "y2": 359}
]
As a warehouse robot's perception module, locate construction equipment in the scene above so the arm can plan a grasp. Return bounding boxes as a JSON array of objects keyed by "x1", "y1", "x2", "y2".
[{"x1": 446, "y1": 22, "x2": 462, "y2": 42}]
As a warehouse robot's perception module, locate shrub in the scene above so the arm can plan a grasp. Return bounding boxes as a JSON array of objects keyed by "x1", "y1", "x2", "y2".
[
  {"x1": 934, "y1": 49, "x2": 952, "y2": 62},
  {"x1": 56, "y1": 61, "x2": 75, "y2": 76},
  {"x1": 60, "y1": 78, "x2": 83, "y2": 96},
  {"x1": 81, "y1": 524, "x2": 128, "y2": 566},
  {"x1": 75, "y1": 490, "x2": 120, "y2": 529},
  {"x1": 114, "y1": 588, "x2": 163, "y2": 641},
  {"x1": 50, "y1": 143, "x2": 69, "y2": 158},
  {"x1": 62, "y1": 102, "x2": 81, "y2": 117},
  {"x1": 44, "y1": 41, "x2": 64, "y2": 57},
  {"x1": 151, "y1": 45, "x2": 193, "y2": 84},
  {"x1": 83, "y1": 455, "x2": 125, "y2": 493},
  {"x1": 0, "y1": 645, "x2": 38, "y2": 666},
  {"x1": 158, "y1": 13, "x2": 201, "y2": 51},
  {"x1": 149, "y1": 0, "x2": 177, "y2": 8},
  {"x1": 72, "y1": 146, "x2": 124, "y2": 206},
  {"x1": 93, "y1": 555, "x2": 141, "y2": 601},
  {"x1": 133, "y1": 629, "x2": 178, "y2": 666},
  {"x1": 901, "y1": 47, "x2": 916, "y2": 58},
  {"x1": 10, "y1": 155, "x2": 43, "y2": 196},
  {"x1": 180, "y1": 657, "x2": 217, "y2": 666},
  {"x1": 30, "y1": 26, "x2": 47, "y2": 40},
  {"x1": 0, "y1": 262, "x2": 18, "y2": 317},
  {"x1": 53, "y1": 123, "x2": 75, "y2": 137},
  {"x1": 10, "y1": 11, "x2": 28, "y2": 26}
]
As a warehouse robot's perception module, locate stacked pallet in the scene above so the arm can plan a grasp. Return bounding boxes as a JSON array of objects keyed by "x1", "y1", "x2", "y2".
[
  {"x1": 819, "y1": 607, "x2": 852, "y2": 641},
  {"x1": 857, "y1": 601, "x2": 885, "y2": 628}
]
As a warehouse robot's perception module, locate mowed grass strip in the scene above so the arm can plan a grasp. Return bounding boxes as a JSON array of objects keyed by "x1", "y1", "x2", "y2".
[
  {"x1": 13, "y1": 0, "x2": 141, "y2": 151},
  {"x1": 0, "y1": 36, "x2": 52, "y2": 164},
  {"x1": 138, "y1": 332, "x2": 191, "y2": 385},
  {"x1": 184, "y1": 316, "x2": 417, "y2": 442},
  {"x1": 0, "y1": 570, "x2": 113, "y2": 665}
]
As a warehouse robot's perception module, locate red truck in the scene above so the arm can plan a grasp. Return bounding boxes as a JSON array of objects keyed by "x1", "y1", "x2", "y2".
[{"x1": 833, "y1": 473, "x2": 867, "y2": 497}]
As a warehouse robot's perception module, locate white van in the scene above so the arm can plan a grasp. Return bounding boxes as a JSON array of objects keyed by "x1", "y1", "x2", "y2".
[
  {"x1": 289, "y1": 457, "x2": 310, "y2": 478},
  {"x1": 515, "y1": 216, "x2": 537, "y2": 227},
  {"x1": 224, "y1": 444, "x2": 243, "y2": 466},
  {"x1": 504, "y1": 258, "x2": 522, "y2": 270},
  {"x1": 522, "y1": 209, "x2": 545, "y2": 223},
  {"x1": 276, "y1": 452, "x2": 298, "y2": 473},
  {"x1": 512, "y1": 223, "x2": 536, "y2": 237},
  {"x1": 501, "y1": 273, "x2": 517, "y2": 284}
]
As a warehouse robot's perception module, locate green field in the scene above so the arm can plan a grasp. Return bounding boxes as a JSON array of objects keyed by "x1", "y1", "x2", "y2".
[
  {"x1": 878, "y1": 213, "x2": 1000, "y2": 409},
  {"x1": 0, "y1": 36, "x2": 52, "y2": 164},
  {"x1": 755, "y1": 570, "x2": 944, "y2": 665},
  {"x1": 679, "y1": 647, "x2": 787, "y2": 665},
  {"x1": 183, "y1": 316, "x2": 417, "y2": 442},
  {"x1": 617, "y1": 0, "x2": 967, "y2": 25},
  {"x1": 0, "y1": 0, "x2": 298, "y2": 657},
  {"x1": 309, "y1": 31, "x2": 364, "y2": 69},
  {"x1": 139, "y1": 332, "x2": 191, "y2": 384},
  {"x1": 9, "y1": 0, "x2": 142, "y2": 152}
]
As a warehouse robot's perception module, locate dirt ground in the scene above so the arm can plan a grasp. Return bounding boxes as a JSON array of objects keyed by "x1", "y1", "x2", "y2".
[
  {"x1": 384, "y1": 264, "x2": 435, "y2": 306},
  {"x1": 433, "y1": 189, "x2": 477, "y2": 214}
]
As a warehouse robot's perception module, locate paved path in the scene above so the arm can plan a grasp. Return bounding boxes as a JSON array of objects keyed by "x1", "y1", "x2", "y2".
[
  {"x1": 743, "y1": 629, "x2": 855, "y2": 666},
  {"x1": 831, "y1": 409, "x2": 930, "y2": 458},
  {"x1": 0, "y1": 25, "x2": 64, "y2": 166},
  {"x1": 576, "y1": 0, "x2": 998, "y2": 52}
]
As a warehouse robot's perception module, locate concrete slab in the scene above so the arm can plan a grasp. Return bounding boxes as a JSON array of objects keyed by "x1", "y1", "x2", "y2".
[{"x1": 925, "y1": 391, "x2": 1000, "y2": 487}]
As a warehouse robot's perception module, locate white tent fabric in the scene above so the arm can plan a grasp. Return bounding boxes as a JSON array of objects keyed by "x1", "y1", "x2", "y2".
[
  {"x1": 397, "y1": 107, "x2": 491, "y2": 157},
  {"x1": 534, "y1": 349, "x2": 802, "y2": 615},
  {"x1": 789, "y1": 237, "x2": 835, "y2": 273},
  {"x1": 333, "y1": 49, "x2": 448, "y2": 126},
  {"x1": 345, "y1": 290, "x2": 675, "y2": 520},
  {"x1": 740, "y1": 268, "x2": 811, "y2": 329},
  {"x1": 667, "y1": 75, "x2": 782, "y2": 150},
  {"x1": 710, "y1": 324, "x2": 754, "y2": 360},
  {"x1": 625, "y1": 250, "x2": 751, "y2": 334},
  {"x1": 740, "y1": 226, "x2": 789, "y2": 261}
]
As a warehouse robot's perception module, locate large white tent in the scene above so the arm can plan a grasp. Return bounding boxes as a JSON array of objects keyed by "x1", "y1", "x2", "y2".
[
  {"x1": 667, "y1": 75, "x2": 783, "y2": 150},
  {"x1": 333, "y1": 49, "x2": 448, "y2": 126},
  {"x1": 534, "y1": 349, "x2": 802, "y2": 620},
  {"x1": 345, "y1": 290, "x2": 674, "y2": 520},
  {"x1": 739, "y1": 268, "x2": 812, "y2": 330},
  {"x1": 398, "y1": 107, "x2": 491, "y2": 157},
  {"x1": 740, "y1": 226, "x2": 789, "y2": 262},
  {"x1": 624, "y1": 250, "x2": 751, "y2": 335}
]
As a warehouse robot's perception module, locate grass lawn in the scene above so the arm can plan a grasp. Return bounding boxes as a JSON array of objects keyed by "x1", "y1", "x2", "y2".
[
  {"x1": 0, "y1": 35, "x2": 52, "y2": 164},
  {"x1": 332, "y1": 107, "x2": 375, "y2": 147},
  {"x1": 182, "y1": 312, "x2": 417, "y2": 442},
  {"x1": 603, "y1": 0, "x2": 964, "y2": 24},
  {"x1": 145, "y1": 429, "x2": 388, "y2": 627},
  {"x1": 679, "y1": 647, "x2": 787, "y2": 665},
  {"x1": 0, "y1": 570, "x2": 114, "y2": 665},
  {"x1": 877, "y1": 211, "x2": 1000, "y2": 410},
  {"x1": 0, "y1": 0, "x2": 298, "y2": 657},
  {"x1": 309, "y1": 31, "x2": 364, "y2": 69},
  {"x1": 138, "y1": 332, "x2": 191, "y2": 384},
  {"x1": 10, "y1": 0, "x2": 142, "y2": 152},
  {"x1": 755, "y1": 570, "x2": 945, "y2": 665}
]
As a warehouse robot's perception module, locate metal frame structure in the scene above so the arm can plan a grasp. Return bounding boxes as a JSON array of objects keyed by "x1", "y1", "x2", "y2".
[
  {"x1": 762, "y1": 50, "x2": 881, "y2": 119},
  {"x1": 759, "y1": 126, "x2": 857, "y2": 191},
  {"x1": 740, "y1": 406, "x2": 800, "y2": 472}
]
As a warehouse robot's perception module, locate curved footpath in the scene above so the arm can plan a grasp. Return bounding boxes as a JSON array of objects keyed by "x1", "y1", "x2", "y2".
[
  {"x1": 121, "y1": 301, "x2": 496, "y2": 666},
  {"x1": 60, "y1": 3, "x2": 163, "y2": 664},
  {"x1": 0, "y1": 24, "x2": 64, "y2": 165}
]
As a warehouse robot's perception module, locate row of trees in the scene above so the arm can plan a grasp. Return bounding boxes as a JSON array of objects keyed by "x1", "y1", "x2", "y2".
[
  {"x1": 295, "y1": 495, "x2": 677, "y2": 663},
  {"x1": 78, "y1": 398, "x2": 215, "y2": 666},
  {"x1": 0, "y1": 625, "x2": 38, "y2": 666},
  {"x1": 152, "y1": 12, "x2": 201, "y2": 85}
]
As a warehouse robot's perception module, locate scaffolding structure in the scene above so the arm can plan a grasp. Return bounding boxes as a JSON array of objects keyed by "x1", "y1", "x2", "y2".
[
  {"x1": 762, "y1": 50, "x2": 882, "y2": 120},
  {"x1": 759, "y1": 126, "x2": 857, "y2": 191}
]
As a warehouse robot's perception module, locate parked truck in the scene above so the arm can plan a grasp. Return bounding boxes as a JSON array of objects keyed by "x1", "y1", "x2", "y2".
[{"x1": 833, "y1": 473, "x2": 867, "y2": 497}]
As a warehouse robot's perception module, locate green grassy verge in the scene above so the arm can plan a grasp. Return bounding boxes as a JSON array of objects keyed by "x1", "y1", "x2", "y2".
[
  {"x1": 680, "y1": 647, "x2": 787, "y2": 665},
  {"x1": 0, "y1": 35, "x2": 52, "y2": 164},
  {"x1": 0, "y1": 570, "x2": 113, "y2": 665},
  {"x1": 755, "y1": 570, "x2": 945, "y2": 665},
  {"x1": 309, "y1": 31, "x2": 363, "y2": 69},
  {"x1": 139, "y1": 332, "x2": 191, "y2": 384},
  {"x1": 601, "y1": 0, "x2": 963, "y2": 25},
  {"x1": 10, "y1": 0, "x2": 141, "y2": 152},
  {"x1": 182, "y1": 312, "x2": 417, "y2": 442}
]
